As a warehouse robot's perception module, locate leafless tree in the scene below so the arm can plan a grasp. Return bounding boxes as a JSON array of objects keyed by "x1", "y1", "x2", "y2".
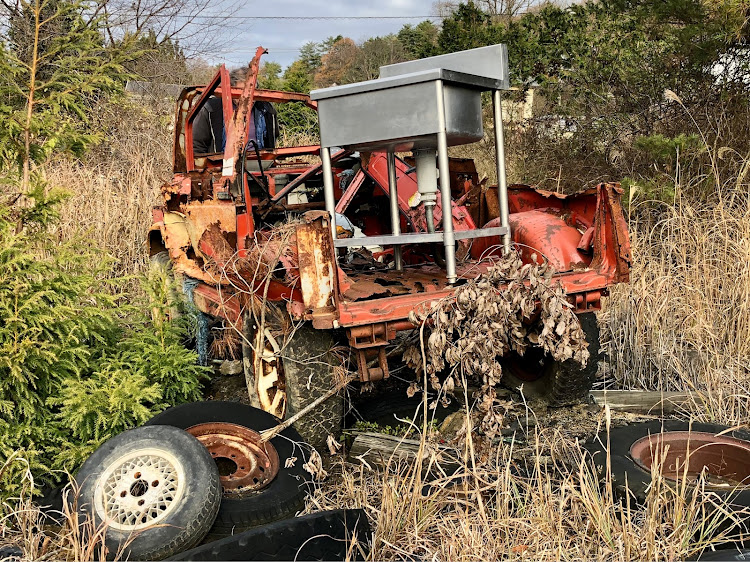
[
  {"x1": 432, "y1": 1, "x2": 460, "y2": 18},
  {"x1": 477, "y1": 0, "x2": 535, "y2": 20},
  {"x1": 93, "y1": 0, "x2": 243, "y2": 57},
  {"x1": 0, "y1": 0, "x2": 243, "y2": 57}
]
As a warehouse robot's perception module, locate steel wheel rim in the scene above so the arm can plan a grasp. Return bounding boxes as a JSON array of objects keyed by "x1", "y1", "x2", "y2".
[
  {"x1": 630, "y1": 431, "x2": 750, "y2": 490},
  {"x1": 253, "y1": 328, "x2": 287, "y2": 419},
  {"x1": 187, "y1": 422, "x2": 280, "y2": 495},
  {"x1": 93, "y1": 448, "x2": 186, "y2": 531}
]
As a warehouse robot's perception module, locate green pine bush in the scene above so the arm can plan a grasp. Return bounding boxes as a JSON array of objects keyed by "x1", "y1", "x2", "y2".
[{"x1": 0, "y1": 187, "x2": 209, "y2": 502}]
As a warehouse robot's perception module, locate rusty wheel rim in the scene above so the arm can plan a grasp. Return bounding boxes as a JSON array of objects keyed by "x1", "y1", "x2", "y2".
[
  {"x1": 253, "y1": 328, "x2": 287, "y2": 419},
  {"x1": 630, "y1": 431, "x2": 750, "y2": 490},
  {"x1": 186, "y1": 422, "x2": 280, "y2": 495}
]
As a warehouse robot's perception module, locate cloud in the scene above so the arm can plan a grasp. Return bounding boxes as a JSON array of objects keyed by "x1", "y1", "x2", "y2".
[{"x1": 212, "y1": 0, "x2": 437, "y2": 68}]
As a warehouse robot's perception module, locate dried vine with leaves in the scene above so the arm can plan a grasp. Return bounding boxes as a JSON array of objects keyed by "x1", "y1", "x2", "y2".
[{"x1": 404, "y1": 251, "x2": 590, "y2": 434}]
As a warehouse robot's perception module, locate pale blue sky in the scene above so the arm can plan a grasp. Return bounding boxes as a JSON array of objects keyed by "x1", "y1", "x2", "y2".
[{"x1": 211, "y1": 0, "x2": 440, "y2": 70}]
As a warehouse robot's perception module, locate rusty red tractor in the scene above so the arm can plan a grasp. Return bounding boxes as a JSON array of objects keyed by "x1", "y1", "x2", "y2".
[{"x1": 149, "y1": 45, "x2": 631, "y2": 450}]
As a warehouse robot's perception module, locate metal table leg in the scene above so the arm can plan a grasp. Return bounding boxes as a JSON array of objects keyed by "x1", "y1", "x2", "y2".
[
  {"x1": 435, "y1": 80, "x2": 457, "y2": 283},
  {"x1": 321, "y1": 146, "x2": 337, "y2": 239},
  {"x1": 493, "y1": 89, "x2": 511, "y2": 254},
  {"x1": 386, "y1": 151, "x2": 403, "y2": 270}
]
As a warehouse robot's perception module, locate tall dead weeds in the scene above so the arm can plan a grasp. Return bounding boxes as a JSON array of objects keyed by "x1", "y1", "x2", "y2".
[{"x1": 307, "y1": 423, "x2": 747, "y2": 561}]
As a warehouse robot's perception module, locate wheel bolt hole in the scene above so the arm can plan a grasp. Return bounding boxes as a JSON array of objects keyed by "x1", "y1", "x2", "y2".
[
  {"x1": 137, "y1": 499, "x2": 145, "y2": 506},
  {"x1": 151, "y1": 480, "x2": 159, "y2": 487},
  {"x1": 130, "y1": 479, "x2": 149, "y2": 497},
  {"x1": 134, "y1": 472, "x2": 141, "y2": 478},
  {"x1": 214, "y1": 457, "x2": 238, "y2": 477},
  {"x1": 120, "y1": 491, "x2": 127, "y2": 498}
]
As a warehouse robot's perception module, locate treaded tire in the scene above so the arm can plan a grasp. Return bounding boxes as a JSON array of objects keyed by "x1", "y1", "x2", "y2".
[
  {"x1": 243, "y1": 312, "x2": 345, "y2": 453},
  {"x1": 585, "y1": 420, "x2": 750, "y2": 507},
  {"x1": 350, "y1": 386, "x2": 459, "y2": 427},
  {"x1": 283, "y1": 325, "x2": 344, "y2": 453},
  {"x1": 145, "y1": 401, "x2": 310, "y2": 538},
  {"x1": 502, "y1": 311, "x2": 600, "y2": 405},
  {"x1": 0, "y1": 545, "x2": 23, "y2": 561},
  {"x1": 169, "y1": 509, "x2": 371, "y2": 561},
  {"x1": 691, "y1": 547, "x2": 750, "y2": 560},
  {"x1": 74, "y1": 425, "x2": 221, "y2": 561}
]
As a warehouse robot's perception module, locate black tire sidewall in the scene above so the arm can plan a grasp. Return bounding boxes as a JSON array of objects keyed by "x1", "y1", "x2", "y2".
[
  {"x1": 145, "y1": 401, "x2": 311, "y2": 536},
  {"x1": 75, "y1": 425, "x2": 221, "y2": 560},
  {"x1": 586, "y1": 420, "x2": 750, "y2": 507}
]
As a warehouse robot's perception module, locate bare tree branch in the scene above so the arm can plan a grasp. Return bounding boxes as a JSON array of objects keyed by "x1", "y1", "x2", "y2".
[{"x1": 96, "y1": 0, "x2": 243, "y2": 57}]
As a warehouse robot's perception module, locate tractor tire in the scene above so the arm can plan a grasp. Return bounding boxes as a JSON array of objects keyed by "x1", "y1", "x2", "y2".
[
  {"x1": 501, "y1": 312, "x2": 600, "y2": 406},
  {"x1": 283, "y1": 325, "x2": 345, "y2": 453},
  {"x1": 585, "y1": 420, "x2": 750, "y2": 508},
  {"x1": 145, "y1": 401, "x2": 310, "y2": 538},
  {"x1": 242, "y1": 308, "x2": 345, "y2": 453},
  {"x1": 74, "y1": 425, "x2": 221, "y2": 561}
]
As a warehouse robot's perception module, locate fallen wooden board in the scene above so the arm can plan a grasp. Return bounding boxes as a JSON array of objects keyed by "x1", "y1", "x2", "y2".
[
  {"x1": 589, "y1": 390, "x2": 703, "y2": 414},
  {"x1": 348, "y1": 431, "x2": 461, "y2": 471}
]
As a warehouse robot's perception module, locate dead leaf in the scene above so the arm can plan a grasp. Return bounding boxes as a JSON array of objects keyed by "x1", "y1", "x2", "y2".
[
  {"x1": 303, "y1": 449, "x2": 328, "y2": 480},
  {"x1": 327, "y1": 434, "x2": 342, "y2": 455},
  {"x1": 406, "y1": 382, "x2": 420, "y2": 398}
]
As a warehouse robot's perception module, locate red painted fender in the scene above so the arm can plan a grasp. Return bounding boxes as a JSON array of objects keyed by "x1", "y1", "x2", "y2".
[{"x1": 472, "y1": 211, "x2": 591, "y2": 272}]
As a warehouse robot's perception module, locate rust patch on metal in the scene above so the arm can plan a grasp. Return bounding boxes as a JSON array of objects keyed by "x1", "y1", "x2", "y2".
[
  {"x1": 198, "y1": 222, "x2": 235, "y2": 265},
  {"x1": 295, "y1": 213, "x2": 338, "y2": 316},
  {"x1": 186, "y1": 422, "x2": 280, "y2": 494},
  {"x1": 340, "y1": 266, "x2": 448, "y2": 302}
]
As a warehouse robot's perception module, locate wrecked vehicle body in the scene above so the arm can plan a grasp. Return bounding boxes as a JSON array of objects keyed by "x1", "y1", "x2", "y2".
[{"x1": 148, "y1": 45, "x2": 631, "y2": 446}]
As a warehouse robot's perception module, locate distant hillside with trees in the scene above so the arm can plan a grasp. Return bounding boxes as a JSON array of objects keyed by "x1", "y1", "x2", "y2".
[{"x1": 264, "y1": 0, "x2": 749, "y2": 193}]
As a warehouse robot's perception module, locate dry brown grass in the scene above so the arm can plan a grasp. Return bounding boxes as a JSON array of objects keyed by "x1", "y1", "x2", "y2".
[
  {"x1": 600, "y1": 182, "x2": 750, "y2": 425},
  {"x1": 0, "y1": 459, "x2": 112, "y2": 561},
  {"x1": 45, "y1": 99, "x2": 171, "y2": 284},
  {"x1": 306, "y1": 409, "x2": 748, "y2": 561}
]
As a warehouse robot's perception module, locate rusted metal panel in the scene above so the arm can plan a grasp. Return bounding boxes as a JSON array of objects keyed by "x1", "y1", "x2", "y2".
[
  {"x1": 183, "y1": 201, "x2": 237, "y2": 260},
  {"x1": 192, "y1": 283, "x2": 243, "y2": 325},
  {"x1": 470, "y1": 183, "x2": 630, "y2": 278},
  {"x1": 295, "y1": 212, "x2": 338, "y2": 327},
  {"x1": 337, "y1": 270, "x2": 611, "y2": 329}
]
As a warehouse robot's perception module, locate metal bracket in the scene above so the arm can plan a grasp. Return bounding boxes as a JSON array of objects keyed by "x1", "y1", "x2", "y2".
[
  {"x1": 355, "y1": 347, "x2": 389, "y2": 382},
  {"x1": 348, "y1": 324, "x2": 395, "y2": 382}
]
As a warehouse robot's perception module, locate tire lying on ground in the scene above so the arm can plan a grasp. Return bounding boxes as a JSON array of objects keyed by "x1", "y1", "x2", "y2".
[
  {"x1": 585, "y1": 420, "x2": 750, "y2": 508},
  {"x1": 74, "y1": 425, "x2": 221, "y2": 561},
  {"x1": 145, "y1": 401, "x2": 310, "y2": 538},
  {"x1": 242, "y1": 307, "x2": 345, "y2": 453},
  {"x1": 501, "y1": 311, "x2": 600, "y2": 405},
  {"x1": 170, "y1": 509, "x2": 371, "y2": 561}
]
